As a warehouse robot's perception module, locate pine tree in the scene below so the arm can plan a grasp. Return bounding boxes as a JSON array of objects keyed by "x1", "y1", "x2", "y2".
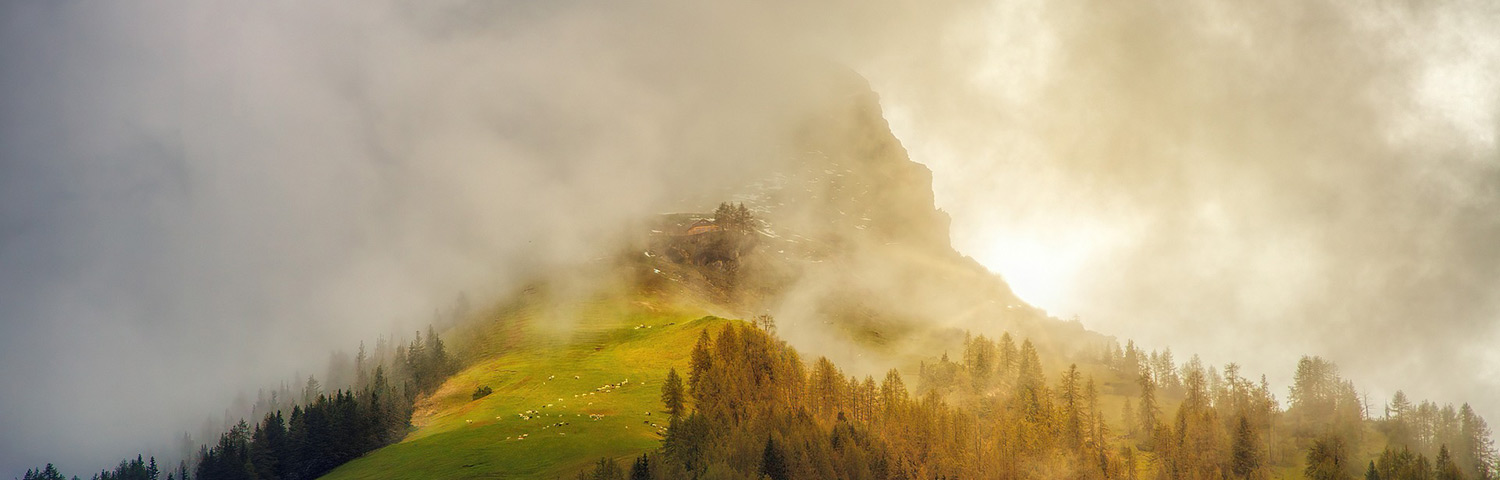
[
  {"x1": 858, "y1": 376, "x2": 878, "y2": 423},
  {"x1": 354, "y1": 341, "x2": 369, "y2": 391},
  {"x1": 880, "y1": 369, "x2": 907, "y2": 418},
  {"x1": 1016, "y1": 340, "x2": 1044, "y2": 388},
  {"x1": 1013, "y1": 340, "x2": 1051, "y2": 434},
  {"x1": 688, "y1": 329, "x2": 712, "y2": 400},
  {"x1": 997, "y1": 333, "x2": 1018, "y2": 379},
  {"x1": 24, "y1": 464, "x2": 65, "y2": 480},
  {"x1": 426, "y1": 325, "x2": 453, "y2": 383},
  {"x1": 630, "y1": 455, "x2": 651, "y2": 480},
  {"x1": 1122, "y1": 446, "x2": 1138, "y2": 480},
  {"x1": 761, "y1": 436, "x2": 790, "y2": 480},
  {"x1": 1059, "y1": 364, "x2": 1084, "y2": 450},
  {"x1": 407, "y1": 330, "x2": 427, "y2": 387},
  {"x1": 1085, "y1": 377, "x2": 1101, "y2": 439},
  {"x1": 1291, "y1": 356, "x2": 1343, "y2": 437},
  {"x1": 1306, "y1": 434, "x2": 1354, "y2": 480},
  {"x1": 1391, "y1": 391, "x2": 1414, "y2": 419},
  {"x1": 1417, "y1": 452, "x2": 1436, "y2": 480},
  {"x1": 964, "y1": 334, "x2": 995, "y2": 391},
  {"x1": 1124, "y1": 340, "x2": 1142, "y2": 377},
  {"x1": 1437, "y1": 444, "x2": 1467, "y2": 480},
  {"x1": 661, "y1": 368, "x2": 685, "y2": 418},
  {"x1": 1232, "y1": 414, "x2": 1263, "y2": 479},
  {"x1": 250, "y1": 414, "x2": 284, "y2": 480},
  {"x1": 1156, "y1": 348, "x2": 1180, "y2": 391},
  {"x1": 1084, "y1": 377, "x2": 1110, "y2": 477},
  {"x1": 1459, "y1": 404, "x2": 1496, "y2": 480},
  {"x1": 811, "y1": 356, "x2": 844, "y2": 420},
  {"x1": 302, "y1": 375, "x2": 322, "y2": 405},
  {"x1": 583, "y1": 457, "x2": 625, "y2": 480},
  {"x1": 1138, "y1": 373, "x2": 1161, "y2": 445}
]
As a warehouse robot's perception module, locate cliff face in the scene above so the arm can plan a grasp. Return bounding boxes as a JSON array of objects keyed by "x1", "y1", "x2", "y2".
[
  {"x1": 792, "y1": 82, "x2": 954, "y2": 254},
  {"x1": 681, "y1": 72, "x2": 1106, "y2": 373},
  {"x1": 713, "y1": 72, "x2": 957, "y2": 261}
]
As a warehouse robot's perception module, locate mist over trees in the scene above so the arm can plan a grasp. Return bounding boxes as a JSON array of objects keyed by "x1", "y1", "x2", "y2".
[
  {"x1": 19, "y1": 307, "x2": 1499, "y2": 480},
  {"x1": 7, "y1": 0, "x2": 1500, "y2": 476},
  {"x1": 15, "y1": 325, "x2": 460, "y2": 480},
  {"x1": 571, "y1": 322, "x2": 1497, "y2": 480},
  {"x1": 194, "y1": 327, "x2": 457, "y2": 480},
  {"x1": 13, "y1": 198, "x2": 1499, "y2": 480}
]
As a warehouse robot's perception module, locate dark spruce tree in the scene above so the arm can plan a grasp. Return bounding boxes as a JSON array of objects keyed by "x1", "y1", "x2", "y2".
[
  {"x1": 660, "y1": 368, "x2": 685, "y2": 419},
  {"x1": 760, "y1": 436, "x2": 789, "y2": 480},
  {"x1": 629, "y1": 455, "x2": 651, "y2": 480},
  {"x1": 1231, "y1": 414, "x2": 1262, "y2": 479}
]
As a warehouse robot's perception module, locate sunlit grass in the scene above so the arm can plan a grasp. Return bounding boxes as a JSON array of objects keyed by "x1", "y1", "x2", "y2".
[{"x1": 322, "y1": 294, "x2": 725, "y2": 480}]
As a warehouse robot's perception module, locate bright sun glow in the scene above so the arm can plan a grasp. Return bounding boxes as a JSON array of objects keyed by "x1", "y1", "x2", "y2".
[
  {"x1": 964, "y1": 218, "x2": 1134, "y2": 319},
  {"x1": 974, "y1": 237, "x2": 1085, "y2": 315}
]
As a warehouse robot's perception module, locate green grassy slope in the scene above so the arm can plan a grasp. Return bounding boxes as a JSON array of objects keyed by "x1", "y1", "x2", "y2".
[{"x1": 322, "y1": 288, "x2": 729, "y2": 480}]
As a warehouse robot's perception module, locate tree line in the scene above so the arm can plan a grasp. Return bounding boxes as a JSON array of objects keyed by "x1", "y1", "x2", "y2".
[
  {"x1": 572, "y1": 323, "x2": 1496, "y2": 480},
  {"x1": 21, "y1": 316, "x2": 1497, "y2": 480},
  {"x1": 17, "y1": 325, "x2": 459, "y2": 480}
]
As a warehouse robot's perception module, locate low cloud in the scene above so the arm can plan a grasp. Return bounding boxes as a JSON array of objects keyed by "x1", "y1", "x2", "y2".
[
  {"x1": 876, "y1": 0, "x2": 1500, "y2": 424},
  {"x1": 4, "y1": 0, "x2": 1499, "y2": 475}
]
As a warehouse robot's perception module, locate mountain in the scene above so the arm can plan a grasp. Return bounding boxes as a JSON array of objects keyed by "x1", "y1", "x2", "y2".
[
  {"x1": 39, "y1": 71, "x2": 1497, "y2": 480},
  {"x1": 309, "y1": 74, "x2": 1124, "y2": 479},
  {"x1": 285, "y1": 71, "x2": 1024, "y2": 478}
]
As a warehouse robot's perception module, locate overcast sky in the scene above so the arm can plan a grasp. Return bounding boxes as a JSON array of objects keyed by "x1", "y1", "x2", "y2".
[{"x1": 4, "y1": 0, "x2": 1500, "y2": 476}]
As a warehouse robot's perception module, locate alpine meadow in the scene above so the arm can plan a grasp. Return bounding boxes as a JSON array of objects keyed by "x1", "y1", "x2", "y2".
[{"x1": 4, "y1": 1, "x2": 1500, "y2": 480}]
